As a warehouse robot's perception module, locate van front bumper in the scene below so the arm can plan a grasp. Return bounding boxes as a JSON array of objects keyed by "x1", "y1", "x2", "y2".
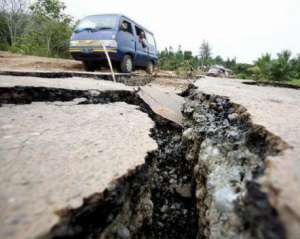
[{"x1": 69, "y1": 48, "x2": 120, "y2": 61}]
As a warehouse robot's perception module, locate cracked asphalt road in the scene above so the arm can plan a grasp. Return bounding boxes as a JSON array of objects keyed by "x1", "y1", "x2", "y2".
[
  {"x1": 1, "y1": 74, "x2": 300, "y2": 238},
  {"x1": 0, "y1": 89, "x2": 157, "y2": 238},
  {"x1": 0, "y1": 74, "x2": 185, "y2": 239}
]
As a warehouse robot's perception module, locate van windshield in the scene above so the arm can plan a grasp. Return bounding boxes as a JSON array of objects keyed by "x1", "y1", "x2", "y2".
[{"x1": 74, "y1": 15, "x2": 118, "y2": 33}]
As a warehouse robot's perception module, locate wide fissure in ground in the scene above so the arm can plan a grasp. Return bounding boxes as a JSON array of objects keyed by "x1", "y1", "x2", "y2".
[{"x1": 0, "y1": 85, "x2": 287, "y2": 239}]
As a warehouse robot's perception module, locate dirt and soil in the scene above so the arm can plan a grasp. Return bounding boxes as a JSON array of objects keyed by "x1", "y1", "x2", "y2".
[{"x1": 0, "y1": 51, "x2": 84, "y2": 72}]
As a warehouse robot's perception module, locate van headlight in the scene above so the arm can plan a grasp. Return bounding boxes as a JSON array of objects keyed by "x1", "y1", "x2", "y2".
[
  {"x1": 70, "y1": 40, "x2": 79, "y2": 47},
  {"x1": 101, "y1": 40, "x2": 117, "y2": 48}
]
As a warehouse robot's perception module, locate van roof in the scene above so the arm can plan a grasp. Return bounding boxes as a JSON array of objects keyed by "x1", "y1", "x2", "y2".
[{"x1": 84, "y1": 14, "x2": 154, "y2": 35}]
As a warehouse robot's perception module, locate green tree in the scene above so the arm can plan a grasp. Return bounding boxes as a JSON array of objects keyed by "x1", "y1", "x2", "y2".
[
  {"x1": 233, "y1": 63, "x2": 253, "y2": 79},
  {"x1": 199, "y1": 40, "x2": 212, "y2": 67},
  {"x1": 0, "y1": 0, "x2": 29, "y2": 46},
  {"x1": 184, "y1": 51, "x2": 193, "y2": 60},
  {"x1": 270, "y1": 50, "x2": 293, "y2": 81},
  {"x1": 254, "y1": 53, "x2": 272, "y2": 80},
  {"x1": 158, "y1": 45, "x2": 198, "y2": 75},
  {"x1": 0, "y1": 10, "x2": 10, "y2": 49},
  {"x1": 291, "y1": 54, "x2": 300, "y2": 79},
  {"x1": 213, "y1": 55, "x2": 224, "y2": 65},
  {"x1": 168, "y1": 46, "x2": 174, "y2": 56},
  {"x1": 224, "y1": 57, "x2": 236, "y2": 70},
  {"x1": 17, "y1": 0, "x2": 72, "y2": 57},
  {"x1": 30, "y1": 0, "x2": 66, "y2": 19},
  {"x1": 175, "y1": 45, "x2": 184, "y2": 62}
]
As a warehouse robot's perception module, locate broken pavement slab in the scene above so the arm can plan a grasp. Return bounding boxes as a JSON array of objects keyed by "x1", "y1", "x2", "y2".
[
  {"x1": 0, "y1": 75, "x2": 185, "y2": 126},
  {"x1": 194, "y1": 77, "x2": 300, "y2": 238},
  {"x1": 0, "y1": 75, "x2": 132, "y2": 91},
  {"x1": 138, "y1": 85, "x2": 185, "y2": 126},
  {"x1": 0, "y1": 74, "x2": 185, "y2": 239},
  {"x1": 0, "y1": 101, "x2": 157, "y2": 239}
]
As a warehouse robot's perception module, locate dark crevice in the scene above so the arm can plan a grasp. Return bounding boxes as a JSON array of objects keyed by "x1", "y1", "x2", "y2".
[
  {"x1": 0, "y1": 72, "x2": 153, "y2": 86},
  {"x1": 243, "y1": 81, "x2": 300, "y2": 90},
  {"x1": 149, "y1": 123, "x2": 198, "y2": 239},
  {"x1": 236, "y1": 182, "x2": 286, "y2": 239}
]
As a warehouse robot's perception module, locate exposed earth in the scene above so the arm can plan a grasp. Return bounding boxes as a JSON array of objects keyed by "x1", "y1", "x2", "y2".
[
  {"x1": 0, "y1": 52, "x2": 300, "y2": 239},
  {"x1": 0, "y1": 51, "x2": 84, "y2": 72}
]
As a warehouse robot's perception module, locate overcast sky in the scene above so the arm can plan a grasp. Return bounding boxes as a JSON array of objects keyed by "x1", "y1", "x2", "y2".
[{"x1": 63, "y1": 0, "x2": 300, "y2": 63}]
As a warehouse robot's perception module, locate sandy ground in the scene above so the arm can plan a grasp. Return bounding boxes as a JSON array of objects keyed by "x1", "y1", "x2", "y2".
[
  {"x1": 0, "y1": 101, "x2": 157, "y2": 239},
  {"x1": 195, "y1": 77, "x2": 300, "y2": 238},
  {"x1": 0, "y1": 51, "x2": 83, "y2": 72}
]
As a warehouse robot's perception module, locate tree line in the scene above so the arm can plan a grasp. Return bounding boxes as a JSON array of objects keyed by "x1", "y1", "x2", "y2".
[
  {"x1": 159, "y1": 41, "x2": 300, "y2": 82},
  {"x1": 0, "y1": 0, "x2": 73, "y2": 58},
  {"x1": 159, "y1": 41, "x2": 239, "y2": 77}
]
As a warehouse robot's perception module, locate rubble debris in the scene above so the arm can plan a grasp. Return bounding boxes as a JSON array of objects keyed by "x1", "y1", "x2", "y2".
[{"x1": 207, "y1": 65, "x2": 232, "y2": 78}]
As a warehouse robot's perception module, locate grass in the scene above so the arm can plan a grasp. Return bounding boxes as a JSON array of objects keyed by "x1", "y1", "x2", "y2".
[
  {"x1": 289, "y1": 79, "x2": 300, "y2": 86},
  {"x1": 241, "y1": 78, "x2": 300, "y2": 89}
]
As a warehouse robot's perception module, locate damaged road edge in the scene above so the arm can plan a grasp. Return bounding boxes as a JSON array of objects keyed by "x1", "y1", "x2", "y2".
[
  {"x1": 0, "y1": 85, "x2": 289, "y2": 239},
  {"x1": 182, "y1": 87, "x2": 289, "y2": 239}
]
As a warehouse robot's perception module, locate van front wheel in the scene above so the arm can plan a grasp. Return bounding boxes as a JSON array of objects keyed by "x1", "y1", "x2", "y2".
[{"x1": 120, "y1": 55, "x2": 133, "y2": 73}]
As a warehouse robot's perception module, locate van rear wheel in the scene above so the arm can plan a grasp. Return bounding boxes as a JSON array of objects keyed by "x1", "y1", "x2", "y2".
[
  {"x1": 83, "y1": 61, "x2": 97, "y2": 72},
  {"x1": 146, "y1": 61, "x2": 154, "y2": 74},
  {"x1": 120, "y1": 55, "x2": 133, "y2": 73},
  {"x1": 83, "y1": 61, "x2": 96, "y2": 72}
]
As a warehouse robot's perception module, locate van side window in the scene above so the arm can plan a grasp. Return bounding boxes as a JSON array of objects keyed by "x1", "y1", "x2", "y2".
[
  {"x1": 145, "y1": 32, "x2": 156, "y2": 46},
  {"x1": 135, "y1": 26, "x2": 147, "y2": 47},
  {"x1": 135, "y1": 26, "x2": 145, "y2": 38},
  {"x1": 120, "y1": 20, "x2": 133, "y2": 34}
]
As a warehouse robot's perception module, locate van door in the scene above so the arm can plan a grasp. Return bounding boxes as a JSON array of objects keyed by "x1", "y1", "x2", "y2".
[
  {"x1": 117, "y1": 19, "x2": 135, "y2": 58},
  {"x1": 145, "y1": 32, "x2": 157, "y2": 63},
  {"x1": 134, "y1": 25, "x2": 149, "y2": 67}
]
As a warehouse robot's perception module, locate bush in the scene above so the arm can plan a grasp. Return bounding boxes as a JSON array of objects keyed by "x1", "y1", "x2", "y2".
[
  {"x1": 158, "y1": 46, "x2": 199, "y2": 73},
  {"x1": 237, "y1": 73, "x2": 248, "y2": 79},
  {"x1": 0, "y1": 42, "x2": 9, "y2": 50},
  {"x1": 251, "y1": 50, "x2": 297, "y2": 82}
]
